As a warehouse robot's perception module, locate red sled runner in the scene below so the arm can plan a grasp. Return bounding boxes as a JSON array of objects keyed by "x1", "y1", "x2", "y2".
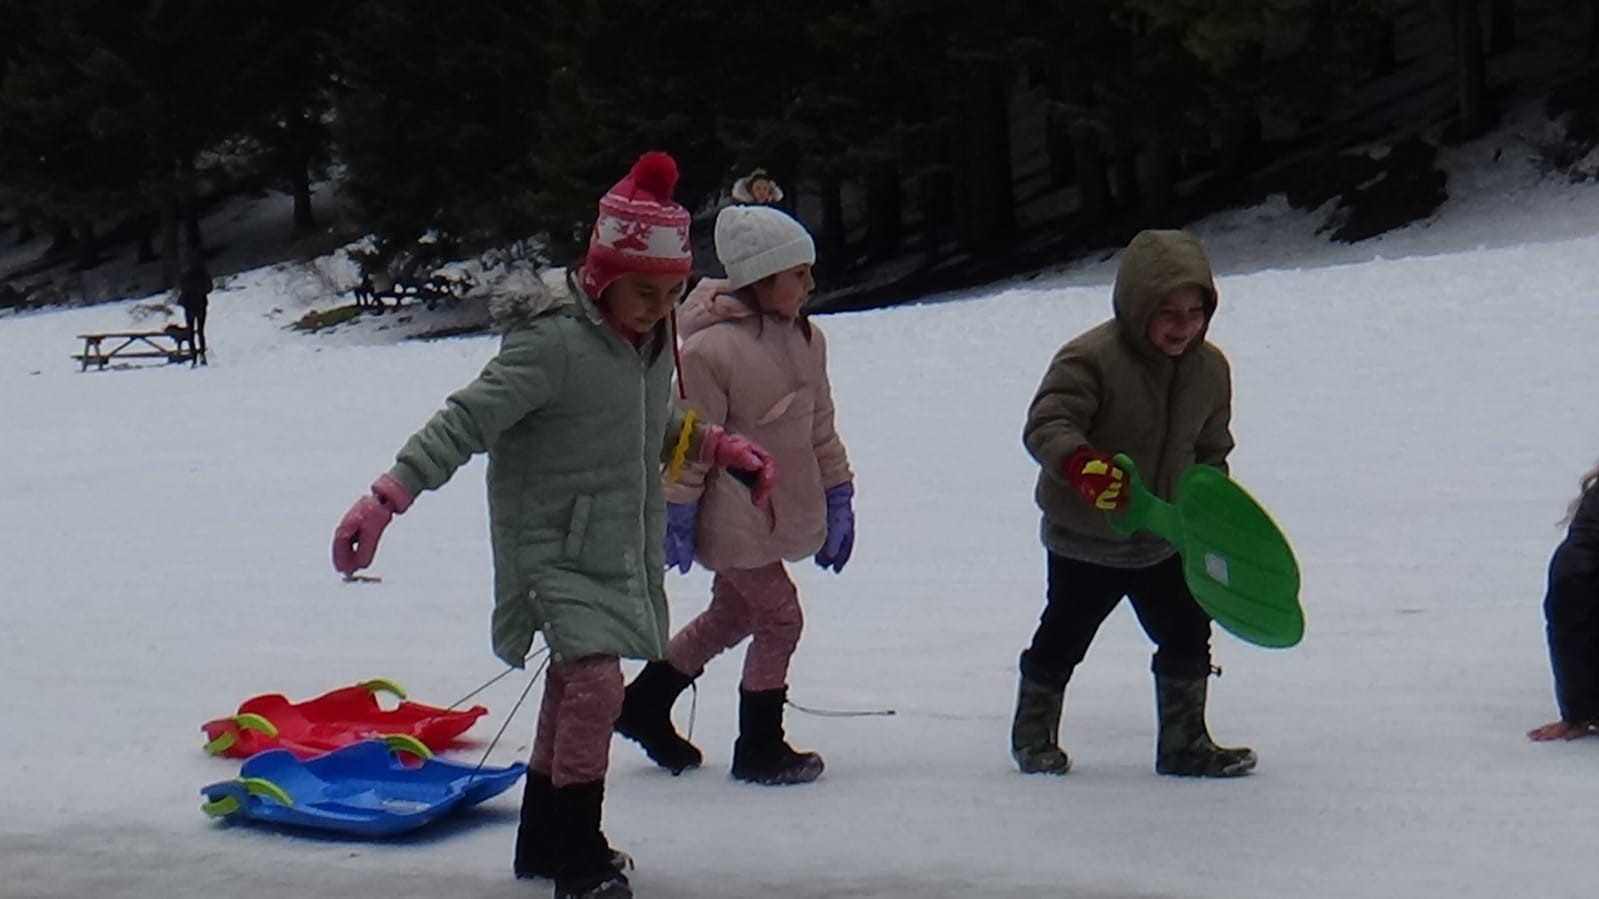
[{"x1": 202, "y1": 679, "x2": 487, "y2": 760}]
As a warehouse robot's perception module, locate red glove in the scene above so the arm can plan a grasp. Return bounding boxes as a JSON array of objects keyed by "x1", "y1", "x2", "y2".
[{"x1": 1064, "y1": 447, "x2": 1127, "y2": 511}]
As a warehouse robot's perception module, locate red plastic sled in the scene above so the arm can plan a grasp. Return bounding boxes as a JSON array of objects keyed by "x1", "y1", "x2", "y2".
[{"x1": 202, "y1": 679, "x2": 487, "y2": 760}]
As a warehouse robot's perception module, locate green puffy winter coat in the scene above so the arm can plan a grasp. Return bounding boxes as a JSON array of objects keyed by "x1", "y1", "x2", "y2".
[{"x1": 387, "y1": 274, "x2": 693, "y2": 667}]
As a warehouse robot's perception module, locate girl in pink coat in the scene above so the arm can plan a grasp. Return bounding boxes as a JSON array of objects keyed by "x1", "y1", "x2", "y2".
[{"x1": 615, "y1": 205, "x2": 854, "y2": 785}]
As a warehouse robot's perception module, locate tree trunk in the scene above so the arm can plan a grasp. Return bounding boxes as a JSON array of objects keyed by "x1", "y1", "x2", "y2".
[
  {"x1": 1452, "y1": 0, "x2": 1492, "y2": 138},
  {"x1": 182, "y1": 196, "x2": 204, "y2": 257},
  {"x1": 291, "y1": 156, "x2": 316, "y2": 236},
  {"x1": 1137, "y1": 146, "x2": 1176, "y2": 224},
  {"x1": 1215, "y1": 41, "x2": 1264, "y2": 178},
  {"x1": 1215, "y1": 111, "x2": 1263, "y2": 178},
  {"x1": 1054, "y1": 70, "x2": 1111, "y2": 222},
  {"x1": 1488, "y1": 0, "x2": 1515, "y2": 54},
  {"x1": 917, "y1": 128, "x2": 959, "y2": 262},
  {"x1": 1069, "y1": 126, "x2": 1112, "y2": 223},
  {"x1": 133, "y1": 210, "x2": 157, "y2": 263},
  {"x1": 1113, "y1": 145, "x2": 1141, "y2": 211},
  {"x1": 1042, "y1": 86, "x2": 1076, "y2": 190},
  {"x1": 75, "y1": 221, "x2": 99, "y2": 270},
  {"x1": 1590, "y1": 0, "x2": 1599, "y2": 58},
  {"x1": 958, "y1": 80, "x2": 1016, "y2": 256},
  {"x1": 1369, "y1": 14, "x2": 1398, "y2": 75},
  {"x1": 817, "y1": 173, "x2": 849, "y2": 274},
  {"x1": 864, "y1": 162, "x2": 903, "y2": 262},
  {"x1": 48, "y1": 224, "x2": 76, "y2": 255},
  {"x1": 919, "y1": 168, "x2": 956, "y2": 262},
  {"x1": 161, "y1": 197, "x2": 181, "y2": 287}
]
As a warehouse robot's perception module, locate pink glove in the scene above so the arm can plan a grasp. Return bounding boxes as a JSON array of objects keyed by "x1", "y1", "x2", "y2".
[
  {"x1": 699, "y1": 426, "x2": 777, "y2": 507},
  {"x1": 332, "y1": 473, "x2": 415, "y2": 576}
]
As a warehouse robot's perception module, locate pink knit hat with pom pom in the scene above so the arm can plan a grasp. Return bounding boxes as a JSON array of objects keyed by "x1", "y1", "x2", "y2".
[{"x1": 579, "y1": 151, "x2": 694, "y2": 299}]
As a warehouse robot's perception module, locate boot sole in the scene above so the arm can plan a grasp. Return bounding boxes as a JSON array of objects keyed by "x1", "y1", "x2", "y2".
[
  {"x1": 614, "y1": 726, "x2": 703, "y2": 775},
  {"x1": 517, "y1": 851, "x2": 634, "y2": 881},
  {"x1": 1015, "y1": 756, "x2": 1072, "y2": 775},
  {"x1": 732, "y1": 756, "x2": 825, "y2": 786},
  {"x1": 1157, "y1": 755, "x2": 1257, "y2": 777}
]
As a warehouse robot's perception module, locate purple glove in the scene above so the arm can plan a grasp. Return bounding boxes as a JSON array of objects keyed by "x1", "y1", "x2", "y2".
[
  {"x1": 814, "y1": 482, "x2": 854, "y2": 573},
  {"x1": 332, "y1": 473, "x2": 414, "y2": 576},
  {"x1": 664, "y1": 501, "x2": 698, "y2": 574}
]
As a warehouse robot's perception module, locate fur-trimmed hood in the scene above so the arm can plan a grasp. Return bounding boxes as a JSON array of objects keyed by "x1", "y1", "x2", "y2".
[{"x1": 487, "y1": 268, "x2": 583, "y2": 332}]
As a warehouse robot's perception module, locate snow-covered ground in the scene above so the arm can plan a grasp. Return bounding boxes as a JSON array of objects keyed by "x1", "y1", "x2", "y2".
[{"x1": 4, "y1": 130, "x2": 1599, "y2": 899}]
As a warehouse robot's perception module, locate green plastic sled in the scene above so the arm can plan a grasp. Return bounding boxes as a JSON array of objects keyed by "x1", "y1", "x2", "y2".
[{"x1": 1108, "y1": 454, "x2": 1304, "y2": 648}]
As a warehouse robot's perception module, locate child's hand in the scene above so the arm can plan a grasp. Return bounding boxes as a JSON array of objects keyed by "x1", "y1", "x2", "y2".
[
  {"x1": 1064, "y1": 447, "x2": 1127, "y2": 512},
  {"x1": 1527, "y1": 720, "x2": 1597, "y2": 741},
  {"x1": 332, "y1": 473, "x2": 413, "y2": 576},
  {"x1": 664, "y1": 502, "x2": 698, "y2": 573},
  {"x1": 700, "y1": 426, "x2": 777, "y2": 507},
  {"x1": 814, "y1": 482, "x2": 855, "y2": 573}
]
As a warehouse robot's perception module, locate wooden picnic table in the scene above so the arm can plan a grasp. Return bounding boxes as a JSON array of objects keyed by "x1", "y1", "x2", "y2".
[{"x1": 73, "y1": 329, "x2": 202, "y2": 371}]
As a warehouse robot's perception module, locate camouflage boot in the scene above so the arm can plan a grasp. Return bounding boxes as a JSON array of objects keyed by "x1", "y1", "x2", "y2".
[
  {"x1": 1009, "y1": 676, "x2": 1071, "y2": 774},
  {"x1": 1154, "y1": 673, "x2": 1256, "y2": 778}
]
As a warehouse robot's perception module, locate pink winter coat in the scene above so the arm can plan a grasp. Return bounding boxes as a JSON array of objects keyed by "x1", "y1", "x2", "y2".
[{"x1": 666, "y1": 279, "x2": 852, "y2": 571}]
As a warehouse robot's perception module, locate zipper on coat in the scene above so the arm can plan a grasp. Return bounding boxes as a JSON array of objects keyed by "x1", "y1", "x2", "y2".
[
  {"x1": 1154, "y1": 360, "x2": 1178, "y2": 489},
  {"x1": 634, "y1": 355, "x2": 660, "y2": 640}
]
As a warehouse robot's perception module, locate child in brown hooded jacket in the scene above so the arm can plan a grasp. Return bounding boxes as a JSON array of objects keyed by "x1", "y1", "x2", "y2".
[{"x1": 1011, "y1": 229, "x2": 1256, "y2": 778}]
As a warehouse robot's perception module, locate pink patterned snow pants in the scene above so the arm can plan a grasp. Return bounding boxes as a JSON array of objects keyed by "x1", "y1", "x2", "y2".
[
  {"x1": 530, "y1": 654, "x2": 624, "y2": 787},
  {"x1": 667, "y1": 562, "x2": 804, "y2": 691}
]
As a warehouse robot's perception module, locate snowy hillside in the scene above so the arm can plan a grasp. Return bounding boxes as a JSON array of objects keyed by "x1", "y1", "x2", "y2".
[{"x1": 4, "y1": 133, "x2": 1599, "y2": 899}]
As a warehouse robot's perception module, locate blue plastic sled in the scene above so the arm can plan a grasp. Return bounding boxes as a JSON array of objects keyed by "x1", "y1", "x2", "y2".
[{"x1": 200, "y1": 736, "x2": 525, "y2": 837}]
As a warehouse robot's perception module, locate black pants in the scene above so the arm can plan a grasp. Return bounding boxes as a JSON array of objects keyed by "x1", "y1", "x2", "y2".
[
  {"x1": 1020, "y1": 553, "x2": 1213, "y2": 689},
  {"x1": 1544, "y1": 534, "x2": 1599, "y2": 724},
  {"x1": 184, "y1": 305, "x2": 207, "y2": 363}
]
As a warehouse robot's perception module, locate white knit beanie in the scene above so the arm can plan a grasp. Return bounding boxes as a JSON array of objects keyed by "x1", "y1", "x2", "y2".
[{"x1": 714, "y1": 205, "x2": 816, "y2": 290}]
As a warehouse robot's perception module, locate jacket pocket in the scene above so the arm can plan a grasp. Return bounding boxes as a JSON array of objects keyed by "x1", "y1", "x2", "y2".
[
  {"x1": 563, "y1": 494, "x2": 593, "y2": 561},
  {"x1": 755, "y1": 391, "x2": 800, "y2": 427}
]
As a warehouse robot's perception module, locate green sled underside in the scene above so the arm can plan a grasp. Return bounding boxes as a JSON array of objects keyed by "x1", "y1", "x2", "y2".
[{"x1": 1109, "y1": 453, "x2": 1304, "y2": 649}]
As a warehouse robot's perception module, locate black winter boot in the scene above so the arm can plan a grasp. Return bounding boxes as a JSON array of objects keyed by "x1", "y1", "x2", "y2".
[
  {"x1": 730, "y1": 687, "x2": 824, "y2": 785},
  {"x1": 513, "y1": 771, "x2": 556, "y2": 879},
  {"x1": 1154, "y1": 673, "x2": 1257, "y2": 778},
  {"x1": 1009, "y1": 675, "x2": 1071, "y2": 775},
  {"x1": 551, "y1": 781, "x2": 632, "y2": 899},
  {"x1": 516, "y1": 773, "x2": 631, "y2": 881},
  {"x1": 614, "y1": 661, "x2": 702, "y2": 774}
]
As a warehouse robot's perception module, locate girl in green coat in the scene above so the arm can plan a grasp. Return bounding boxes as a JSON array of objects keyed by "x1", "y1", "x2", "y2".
[{"x1": 332, "y1": 153, "x2": 776, "y2": 899}]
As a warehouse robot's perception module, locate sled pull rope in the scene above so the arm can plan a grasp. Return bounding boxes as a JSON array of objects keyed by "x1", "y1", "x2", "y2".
[
  {"x1": 445, "y1": 666, "x2": 518, "y2": 711},
  {"x1": 685, "y1": 682, "x2": 698, "y2": 742},
  {"x1": 468, "y1": 648, "x2": 550, "y2": 779},
  {"x1": 786, "y1": 698, "x2": 896, "y2": 718}
]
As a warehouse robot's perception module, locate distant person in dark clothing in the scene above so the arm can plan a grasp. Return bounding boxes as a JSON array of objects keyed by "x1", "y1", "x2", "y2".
[
  {"x1": 177, "y1": 260, "x2": 211, "y2": 365},
  {"x1": 1529, "y1": 463, "x2": 1599, "y2": 741}
]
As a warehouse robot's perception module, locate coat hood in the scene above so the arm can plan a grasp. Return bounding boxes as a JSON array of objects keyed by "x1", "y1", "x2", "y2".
[
  {"x1": 488, "y1": 268, "x2": 581, "y2": 332},
  {"x1": 1111, "y1": 230, "x2": 1218, "y2": 361},
  {"x1": 676, "y1": 277, "x2": 758, "y2": 339}
]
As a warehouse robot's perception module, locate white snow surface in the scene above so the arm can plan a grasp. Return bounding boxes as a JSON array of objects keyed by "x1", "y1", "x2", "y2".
[{"x1": 5, "y1": 135, "x2": 1599, "y2": 898}]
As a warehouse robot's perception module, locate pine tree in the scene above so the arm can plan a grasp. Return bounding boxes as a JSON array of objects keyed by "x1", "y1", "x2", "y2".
[{"x1": 332, "y1": 0, "x2": 549, "y2": 263}]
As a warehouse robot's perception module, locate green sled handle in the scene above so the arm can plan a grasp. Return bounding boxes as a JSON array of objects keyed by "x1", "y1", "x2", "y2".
[
  {"x1": 1107, "y1": 453, "x2": 1304, "y2": 649},
  {"x1": 358, "y1": 678, "x2": 408, "y2": 700},
  {"x1": 201, "y1": 776, "x2": 293, "y2": 818},
  {"x1": 202, "y1": 712, "x2": 279, "y2": 756}
]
